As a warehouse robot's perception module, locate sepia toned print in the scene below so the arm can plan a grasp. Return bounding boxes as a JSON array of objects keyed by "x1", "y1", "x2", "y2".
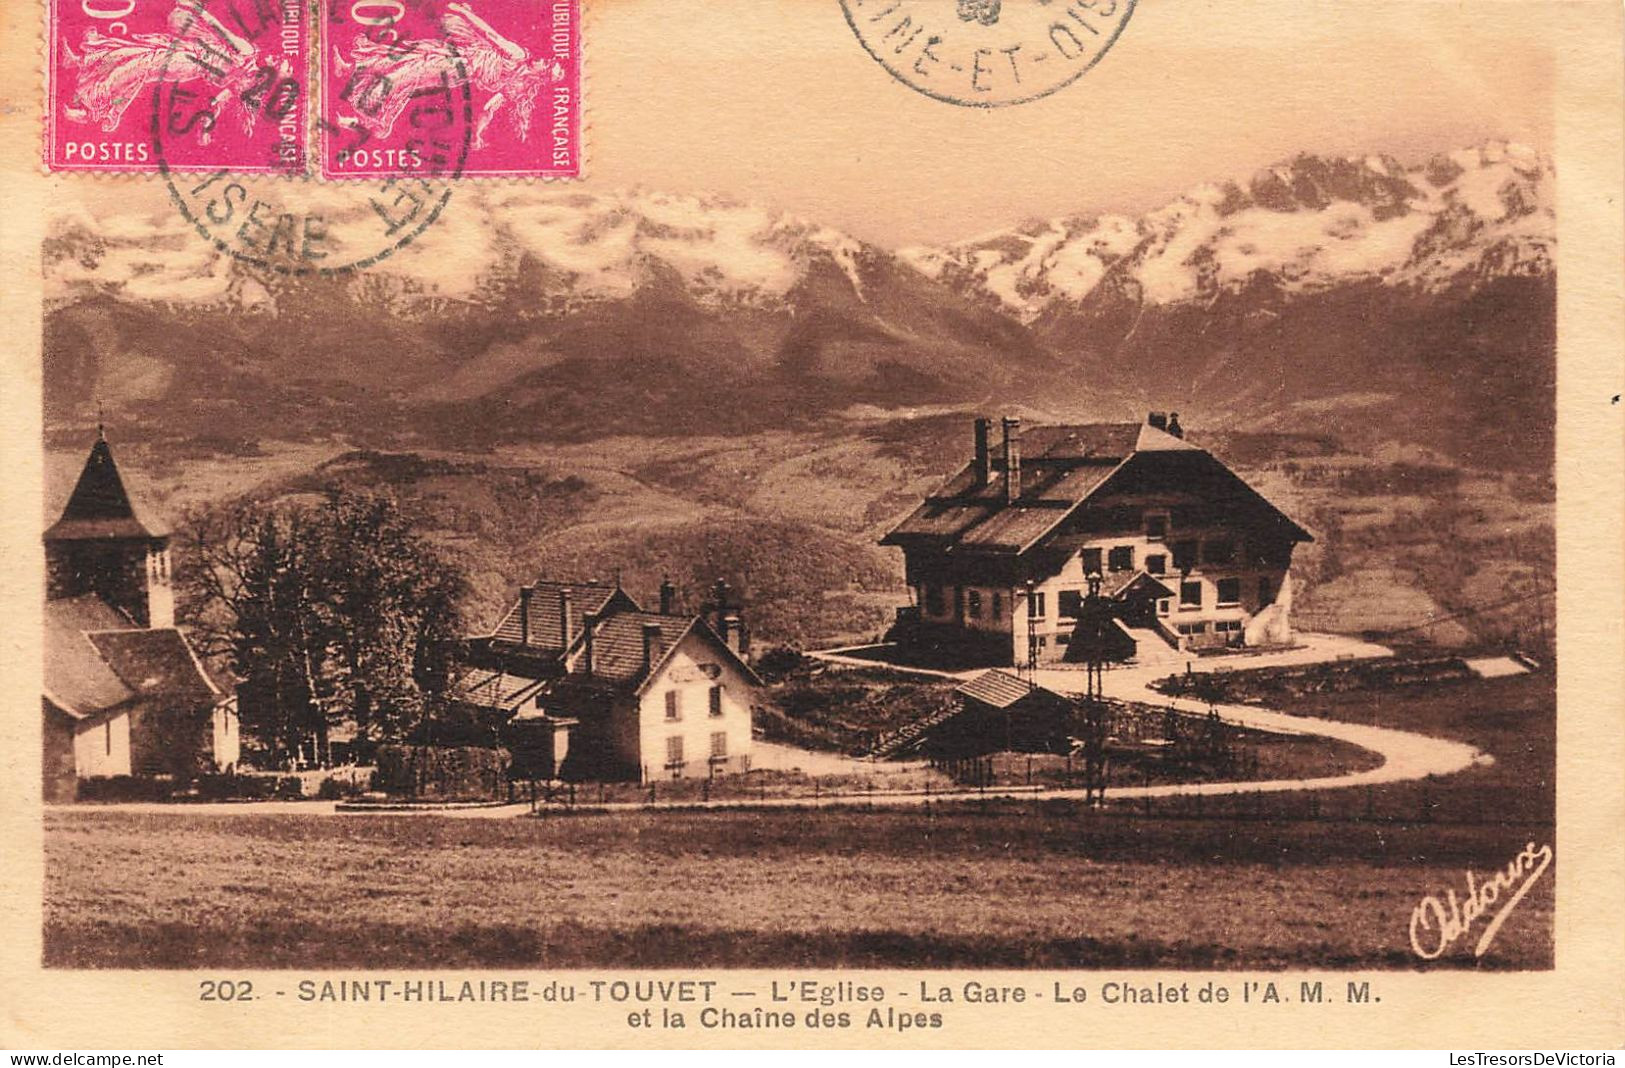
[
  {"x1": 38, "y1": 157, "x2": 1556, "y2": 969},
  {"x1": 4, "y1": 0, "x2": 1623, "y2": 1052}
]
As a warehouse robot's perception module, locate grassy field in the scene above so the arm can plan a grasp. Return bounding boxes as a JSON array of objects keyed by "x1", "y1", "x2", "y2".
[{"x1": 47, "y1": 797, "x2": 1551, "y2": 973}]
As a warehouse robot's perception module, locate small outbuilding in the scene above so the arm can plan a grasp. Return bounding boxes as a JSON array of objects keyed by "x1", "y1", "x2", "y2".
[{"x1": 930, "y1": 669, "x2": 1079, "y2": 756}]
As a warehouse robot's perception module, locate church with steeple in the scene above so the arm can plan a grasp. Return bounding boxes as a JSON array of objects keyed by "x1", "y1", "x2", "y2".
[
  {"x1": 42, "y1": 429, "x2": 238, "y2": 802},
  {"x1": 44, "y1": 427, "x2": 174, "y2": 628}
]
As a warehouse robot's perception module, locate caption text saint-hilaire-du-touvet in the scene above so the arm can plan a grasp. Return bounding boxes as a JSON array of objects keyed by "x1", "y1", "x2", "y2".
[{"x1": 200, "y1": 976, "x2": 1384, "y2": 1032}]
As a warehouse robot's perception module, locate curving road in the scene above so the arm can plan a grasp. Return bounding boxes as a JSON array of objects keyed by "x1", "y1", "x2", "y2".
[
  {"x1": 804, "y1": 632, "x2": 1485, "y2": 804},
  {"x1": 1038, "y1": 649, "x2": 1486, "y2": 800}
]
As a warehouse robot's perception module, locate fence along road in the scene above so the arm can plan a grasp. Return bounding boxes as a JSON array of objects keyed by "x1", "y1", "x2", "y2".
[{"x1": 52, "y1": 634, "x2": 1484, "y2": 815}]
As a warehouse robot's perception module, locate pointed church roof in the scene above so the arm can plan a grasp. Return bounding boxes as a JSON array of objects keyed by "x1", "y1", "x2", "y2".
[{"x1": 44, "y1": 433, "x2": 164, "y2": 542}]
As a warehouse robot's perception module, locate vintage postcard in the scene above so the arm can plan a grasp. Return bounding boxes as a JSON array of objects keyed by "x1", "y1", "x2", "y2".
[{"x1": 1, "y1": 0, "x2": 1622, "y2": 1052}]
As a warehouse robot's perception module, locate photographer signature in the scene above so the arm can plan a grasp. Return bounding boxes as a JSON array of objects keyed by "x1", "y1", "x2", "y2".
[{"x1": 1409, "y1": 841, "x2": 1553, "y2": 960}]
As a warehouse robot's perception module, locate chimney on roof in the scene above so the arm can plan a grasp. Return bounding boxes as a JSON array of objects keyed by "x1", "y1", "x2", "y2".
[
  {"x1": 642, "y1": 621, "x2": 664, "y2": 675},
  {"x1": 659, "y1": 578, "x2": 676, "y2": 615},
  {"x1": 711, "y1": 578, "x2": 730, "y2": 630},
  {"x1": 1166, "y1": 412, "x2": 1184, "y2": 439},
  {"x1": 1001, "y1": 416, "x2": 1022, "y2": 503},
  {"x1": 518, "y1": 585, "x2": 535, "y2": 646},
  {"x1": 1147, "y1": 411, "x2": 1168, "y2": 432},
  {"x1": 721, "y1": 613, "x2": 744, "y2": 654},
  {"x1": 972, "y1": 417, "x2": 992, "y2": 487},
  {"x1": 582, "y1": 610, "x2": 599, "y2": 676},
  {"x1": 559, "y1": 587, "x2": 574, "y2": 649}
]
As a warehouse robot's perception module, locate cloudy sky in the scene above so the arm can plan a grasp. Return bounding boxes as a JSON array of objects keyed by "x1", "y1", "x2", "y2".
[{"x1": 49, "y1": 0, "x2": 1555, "y2": 247}]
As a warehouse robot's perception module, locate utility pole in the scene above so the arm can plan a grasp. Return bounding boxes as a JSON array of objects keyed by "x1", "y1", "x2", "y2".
[
  {"x1": 1025, "y1": 577, "x2": 1039, "y2": 682},
  {"x1": 1081, "y1": 572, "x2": 1107, "y2": 806}
]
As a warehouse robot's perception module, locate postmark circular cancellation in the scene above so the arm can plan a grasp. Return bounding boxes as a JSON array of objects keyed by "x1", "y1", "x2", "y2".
[
  {"x1": 840, "y1": 0, "x2": 1136, "y2": 107},
  {"x1": 149, "y1": 0, "x2": 473, "y2": 275}
]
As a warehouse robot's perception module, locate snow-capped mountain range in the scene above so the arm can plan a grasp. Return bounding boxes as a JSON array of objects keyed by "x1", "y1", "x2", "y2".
[
  {"x1": 45, "y1": 187, "x2": 882, "y2": 313},
  {"x1": 43, "y1": 142, "x2": 1555, "y2": 470},
  {"x1": 47, "y1": 142, "x2": 1549, "y2": 314},
  {"x1": 903, "y1": 141, "x2": 1552, "y2": 320}
]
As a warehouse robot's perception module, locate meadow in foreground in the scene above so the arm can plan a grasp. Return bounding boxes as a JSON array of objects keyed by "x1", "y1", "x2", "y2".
[{"x1": 45, "y1": 798, "x2": 1552, "y2": 970}]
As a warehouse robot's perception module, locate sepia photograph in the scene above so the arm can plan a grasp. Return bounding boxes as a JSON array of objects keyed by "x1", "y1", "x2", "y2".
[{"x1": 4, "y1": 0, "x2": 1623, "y2": 1053}]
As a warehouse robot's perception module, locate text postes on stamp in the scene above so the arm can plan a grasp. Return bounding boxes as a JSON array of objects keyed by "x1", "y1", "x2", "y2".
[
  {"x1": 320, "y1": 0, "x2": 580, "y2": 180},
  {"x1": 47, "y1": 0, "x2": 308, "y2": 173},
  {"x1": 840, "y1": 0, "x2": 1135, "y2": 107}
]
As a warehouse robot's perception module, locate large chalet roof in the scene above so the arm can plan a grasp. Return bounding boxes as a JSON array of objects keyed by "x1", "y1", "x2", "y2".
[
  {"x1": 881, "y1": 421, "x2": 1309, "y2": 555},
  {"x1": 44, "y1": 594, "x2": 221, "y2": 718},
  {"x1": 44, "y1": 435, "x2": 165, "y2": 542}
]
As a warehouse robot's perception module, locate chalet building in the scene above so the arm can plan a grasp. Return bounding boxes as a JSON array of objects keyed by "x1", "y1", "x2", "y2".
[
  {"x1": 880, "y1": 414, "x2": 1312, "y2": 665},
  {"x1": 454, "y1": 579, "x2": 762, "y2": 782},
  {"x1": 43, "y1": 431, "x2": 239, "y2": 801}
]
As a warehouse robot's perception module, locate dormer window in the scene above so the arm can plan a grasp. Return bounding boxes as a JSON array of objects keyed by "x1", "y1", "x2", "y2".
[{"x1": 1144, "y1": 511, "x2": 1169, "y2": 540}]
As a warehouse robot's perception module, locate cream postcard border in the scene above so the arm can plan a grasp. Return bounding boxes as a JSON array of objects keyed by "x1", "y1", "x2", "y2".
[{"x1": 0, "y1": 0, "x2": 1620, "y2": 1051}]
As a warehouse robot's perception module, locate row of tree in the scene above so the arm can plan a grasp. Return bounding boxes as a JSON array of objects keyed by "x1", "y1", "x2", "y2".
[{"x1": 178, "y1": 491, "x2": 466, "y2": 767}]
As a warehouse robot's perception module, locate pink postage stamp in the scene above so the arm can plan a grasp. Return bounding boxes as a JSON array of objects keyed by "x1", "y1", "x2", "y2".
[
  {"x1": 45, "y1": 0, "x2": 309, "y2": 174},
  {"x1": 319, "y1": 0, "x2": 581, "y2": 180}
]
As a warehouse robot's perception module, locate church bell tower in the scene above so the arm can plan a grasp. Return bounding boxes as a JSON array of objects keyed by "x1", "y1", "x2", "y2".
[{"x1": 43, "y1": 428, "x2": 174, "y2": 628}]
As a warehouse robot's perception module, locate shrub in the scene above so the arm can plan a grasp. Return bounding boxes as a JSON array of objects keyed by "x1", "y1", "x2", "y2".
[
  {"x1": 754, "y1": 645, "x2": 810, "y2": 683},
  {"x1": 316, "y1": 775, "x2": 365, "y2": 800},
  {"x1": 374, "y1": 744, "x2": 511, "y2": 801},
  {"x1": 193, "y1": 773, "x2": 307, "y2": 801},
  {"x1": 196, "y1": 774, "x2": 263, "y2": 801},
  {"x1": 76, "y1": 776, "x2": 173, "y2": 802}
]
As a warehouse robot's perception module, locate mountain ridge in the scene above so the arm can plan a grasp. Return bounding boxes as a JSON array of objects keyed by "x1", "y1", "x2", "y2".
[{"x1": 42, "y1": 141, "x2": 1554, "y2": 470}]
